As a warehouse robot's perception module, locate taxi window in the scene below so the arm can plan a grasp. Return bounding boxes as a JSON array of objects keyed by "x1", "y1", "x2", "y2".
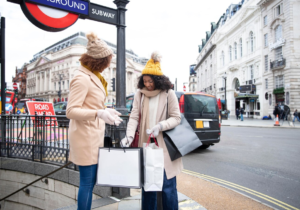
[
  {"x1": 185, "y1": 95, "x2": 217, "y2": 115},
  {"x1": 54, "y1": 103, "x2": 66, "y2": 111}
]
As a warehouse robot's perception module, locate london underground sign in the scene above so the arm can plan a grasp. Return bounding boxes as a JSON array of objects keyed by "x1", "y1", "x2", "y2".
[{"x1": 8, "y1": 0, "x2": 119, "y2": 32}]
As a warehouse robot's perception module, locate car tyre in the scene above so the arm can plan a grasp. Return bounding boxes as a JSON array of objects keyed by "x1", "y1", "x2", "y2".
[{"x1": 199, "y1": 144, "x2": 210, "y2": 149}]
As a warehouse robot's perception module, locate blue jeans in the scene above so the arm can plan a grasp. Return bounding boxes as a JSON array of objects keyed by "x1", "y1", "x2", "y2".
[
  {"x1": 241, "y1": 114, "x2": 244, "y2": 121},
  {"x1": 77, "y1": 164, "x2": 97, "y2": 210},
  {"x1": 293, "y1": 116, "x2": 300, "y2": 122},
  {"x1": 142, "y1": 171, "x2": 178, "y2": 210}
]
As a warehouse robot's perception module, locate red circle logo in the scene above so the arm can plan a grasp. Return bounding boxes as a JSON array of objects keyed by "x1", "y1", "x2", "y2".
[{"x1": 21, "y1": 1, "x2": 79, "y2": 32}]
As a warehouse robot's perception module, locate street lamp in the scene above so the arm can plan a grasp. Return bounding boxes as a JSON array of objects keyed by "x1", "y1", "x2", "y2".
[
  {"x1": 222, "y1": 72, "x2": 227, "y2": 111},
  {"x1": 57, "y1": 74, "x2": 63, "y2": 102}
]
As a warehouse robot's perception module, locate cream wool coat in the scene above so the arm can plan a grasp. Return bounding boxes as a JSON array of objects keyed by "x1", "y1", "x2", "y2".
[
  {"x1": 66, "y1": 66, "x2": 106, "y2": 166},
  {"x1": 127, "y1": 89, "x2": 183, "y2": 179}
]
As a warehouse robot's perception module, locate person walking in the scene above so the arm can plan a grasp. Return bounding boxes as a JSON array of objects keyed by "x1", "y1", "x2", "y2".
[
  {"x1": 121, "y1": 52, "x2": 182, "y2": 210},
  {"x1": 66, "y1": 32, "x2": 122, "y2": 210},
  {"x1": 273, "y1": 103, "x2": 280, "y2": 121},
  {"x1": 240, "y1": 107, "x2": 244, "y2": 121},
  {"x1": 236, "y1": 108, "x2": 240, "y2": 120},
  {"x1": 293, "y1": 109, "x2": 300, "y2": 123}
]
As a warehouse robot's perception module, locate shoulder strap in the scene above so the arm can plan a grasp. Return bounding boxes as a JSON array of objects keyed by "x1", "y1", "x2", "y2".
[{"x1": 166, "y1": 90, "x2": 169, "y2": 119}]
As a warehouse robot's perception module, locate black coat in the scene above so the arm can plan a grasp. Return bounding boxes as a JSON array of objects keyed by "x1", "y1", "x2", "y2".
[
  {"x1": 236, "y1": 109, "x2": 240, "y2": 115},
  {"x1": 273, "y1": 106, "x2": 280, "y2": 116}
]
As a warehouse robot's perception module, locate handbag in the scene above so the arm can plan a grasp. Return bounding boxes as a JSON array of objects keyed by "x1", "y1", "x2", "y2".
[
  {"x1": 143, "y1": 134, "x2": 164, "y2": 191},
  {"x1": 96, "y1": 124, "x2": 144, "y2": 188},
  {"x1": 163, "y1": 92, "x2": 202, "y2": 161}
]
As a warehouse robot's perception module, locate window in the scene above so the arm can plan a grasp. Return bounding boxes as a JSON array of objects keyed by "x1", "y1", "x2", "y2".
[
  {"x1": 250, "y1": 65, "x2": 254, "y2": 80},
  {"x1": 264, "y1": 34, "x2": 268, "y2": 47},
  {"x1": 54, "y1": 82, "x2": 56, "y2": 90},
  {"x1": 276, "y1": 4, "x2": 281, "y2": 16},
  {"x1": 67, "y1": 80, "x2": 69, "y2": 89},
  {"x1": 239, "y1": 38, "x2": 243, "y2": 57},
  {"x1": 210, "y1": 54, "x2": 212, "y2": 60},
  {"x1": 234, "y1": 42, "x2": 237, "y2": 59},
  {"x1": 221, "y1": 51, "x2": 225, "y2": 66},
  {"x1": 275, "y1": 47, "x2": 282, "y2": 60},
  {"x1": 264, "y1": 15, "x2": 268, "y2": 26},
  {"x1": 269, "y1": 94, "x2": 272, "y2": 105},
  {"x1": 229, "y1": 46, "x2": 232, "y2": 62},
  {"x1": 265, "y1": 55, "x2": 268, "y2": 71},
  {"x1": 275, "y1": 75, "x2": 284, "y2": 88},
  {"x1": 286, "y1": 92, "x2": 289, "y2": 105},
  {"x1": 257, "y1": 102, "x2": 260, "y2": 110},
  {"x1": 265, "y1": 79, "x2": 268, "y2": 89},
  {"x1": 250, "y1": 32, "x2": 254, "y2": 52},
  {"x1": 275, "y1": 25, "x2": 282, "y2": 41}
]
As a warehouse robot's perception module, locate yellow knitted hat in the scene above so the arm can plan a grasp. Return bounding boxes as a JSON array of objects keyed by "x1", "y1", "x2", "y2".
[{"x1": 142, "y1": 52, "x2": 163, "y2": 76}]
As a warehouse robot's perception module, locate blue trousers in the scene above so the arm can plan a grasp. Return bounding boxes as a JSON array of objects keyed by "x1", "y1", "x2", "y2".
[
  {"x1": 77, "y1": 164, "x2": 97, "y2": 210},
  {"x1": 142, "y1": 171, "x2": 178, "y2": 210},
  {"x1": 241, "y1": 114, "x2": 244, "y2": 121},
  {"x1": 293, "y1": 116, "x2": 300, "y2": 122}
]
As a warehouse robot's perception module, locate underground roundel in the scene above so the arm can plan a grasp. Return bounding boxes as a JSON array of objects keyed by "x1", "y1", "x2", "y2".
[{"x1": 21, "y1": 1, "x2": 79, "y2": 32}]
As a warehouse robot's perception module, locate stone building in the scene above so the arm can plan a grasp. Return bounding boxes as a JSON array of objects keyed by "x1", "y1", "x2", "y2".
[
  {"x1": 25, "y1": 32, "x2": 146, "y2": 105},
  {"x1": 12, "y1": 65, "x2": 27, "y2": 100},
  {"x1": 258, "y1": 0, "x2": 300, "y2": 115}
]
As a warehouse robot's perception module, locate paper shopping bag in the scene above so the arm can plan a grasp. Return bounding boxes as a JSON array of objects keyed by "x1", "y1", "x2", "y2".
[
  {"x1": 96, "y1": 147, "x2": 144, "y2": 188},
  {"x1": 143, "y1": 135, "x2": 164, "y2": 192}
]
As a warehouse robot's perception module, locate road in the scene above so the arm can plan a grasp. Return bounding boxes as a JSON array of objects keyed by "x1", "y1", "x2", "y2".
[{"x1": 183, "y1": 126, "x2": 300, "y2": 210}]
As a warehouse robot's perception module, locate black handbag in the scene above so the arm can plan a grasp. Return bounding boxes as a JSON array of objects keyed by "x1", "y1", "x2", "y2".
[{"x1": 163, "y1": 92, "x2": 202, "y2": 161}]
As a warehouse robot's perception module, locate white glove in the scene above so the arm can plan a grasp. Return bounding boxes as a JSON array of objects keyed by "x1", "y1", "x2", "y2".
[
  {"x1": 105, "y1": 108, "x2": 122, "y2": 117},
  {"x1": 120, "y1": 136, "x2": 133, "y2": 147},
  {"x1": 146, "y1": 124, "x2": 161, "y2": 137},
  {"x1": 96, "y1": 110, "x2": 116, "y2": 125}
]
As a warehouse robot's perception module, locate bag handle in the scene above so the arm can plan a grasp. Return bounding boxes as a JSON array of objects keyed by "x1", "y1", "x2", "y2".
[
  {"x1": 166, "y1": 90, "x2": 169, "y2": 119},
  {"x1": 109, "y1": 123, "x2": 126, "y2": 153},
  {"x1": 146, "y1": 133, "x2": 159, "y2": 147}
]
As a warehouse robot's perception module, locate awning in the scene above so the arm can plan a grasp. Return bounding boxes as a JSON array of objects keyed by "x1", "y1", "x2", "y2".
[{"x1": 235, "y1": 93, "x2": 259, "y2": 99}]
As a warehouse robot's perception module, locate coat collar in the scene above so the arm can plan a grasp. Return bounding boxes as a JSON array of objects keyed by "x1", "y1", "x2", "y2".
[{"x1": 79, "y1": 66, "x2": 106, "y2": 96}]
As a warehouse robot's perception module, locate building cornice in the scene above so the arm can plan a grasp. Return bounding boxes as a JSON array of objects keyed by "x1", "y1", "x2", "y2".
[
  {"x1": 195, "y1": 44, "x2": 216, "y2": 70},
  {"x1": 257, "y1": 0, "x2": 273, "y2": 7}
]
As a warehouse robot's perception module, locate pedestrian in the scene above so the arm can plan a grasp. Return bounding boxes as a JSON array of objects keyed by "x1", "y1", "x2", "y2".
[
  {"x1": 121, "y1": 52, "x2": 182, "y2": 210},
  {"x1": 273, "y1": 103, "x2": 280, "y2": 120},
  {"x1": 236, "y1": 108, "x2": 240, "y2": 120},
  {"x1": 66, "y1": 32, "x2": 123, "y2": 210},
  {"x1": 227, "y1": 109, "x2": 230, "y2": 119},
  {"x1": 293, "y1": 109, "x2": 300, "y2": 123},
  {"x1": 240, "y1": 107, "x2": 244, "y2": 121}
]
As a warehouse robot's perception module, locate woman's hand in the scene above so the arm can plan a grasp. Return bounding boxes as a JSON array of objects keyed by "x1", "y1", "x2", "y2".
[
  {"x1": 146, "y1": 124, "x2": 162, "y2": 137},
  {"x1": 97, "y1": 109, "x2": 123, "y2": 125},
  {"x1": 120, "y1": 136, "x2": 133, "y2": 147},
  {"x1": 105, "y1": 108, "x2": 122, "y2": 117}
]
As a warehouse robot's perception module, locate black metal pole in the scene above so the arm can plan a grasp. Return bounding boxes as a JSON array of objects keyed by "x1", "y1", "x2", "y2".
[
  {"x1": 114, "y1": 0, "x2": 129, "y2": 115},
  {"x1": 225, "y1": 78, "x2": 227, "y2": 110},
  {"x1": 1, "y1": 17, "x2": 6, "y2": 114}
]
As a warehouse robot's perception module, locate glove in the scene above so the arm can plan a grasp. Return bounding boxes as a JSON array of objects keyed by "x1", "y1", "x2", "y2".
[
  {"x1": 96, "y1": 109, "x2": 116, "y2": 125},
  {"x1": 120, "y1": 136, "x2": 133, "y2": 147},
  {"x1": 105, "y1": 108, "x2": 121, "y2": 117},
  {"x1": 146, "y1": 124, "x2": 162, "y2": 137}
]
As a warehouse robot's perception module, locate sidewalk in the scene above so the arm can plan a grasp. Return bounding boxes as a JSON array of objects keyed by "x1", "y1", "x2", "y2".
[{"x1": 222, "y1": 116, "x2": 300, "y2": 128}]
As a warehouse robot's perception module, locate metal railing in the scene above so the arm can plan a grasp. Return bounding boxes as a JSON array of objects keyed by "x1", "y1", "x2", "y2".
[{"x1": 270, "y1": 58, "x2": 286, "y2": 70}]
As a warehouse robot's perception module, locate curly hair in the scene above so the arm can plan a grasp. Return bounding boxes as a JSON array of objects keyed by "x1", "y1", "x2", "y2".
[
  {"x1": 137, "y1": 74, "x2": 173, "y2": 91},
  {"x1": 79, "y1": 53, "x2": 112, "y2": 72}
]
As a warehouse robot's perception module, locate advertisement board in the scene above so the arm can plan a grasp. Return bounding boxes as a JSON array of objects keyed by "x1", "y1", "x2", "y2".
[
  {"x1": 26, "y1": 102, "x2": 57, "y2": 126},
  {"x1": 190, "y1": 64, "x2": 196, "y2": 75}
]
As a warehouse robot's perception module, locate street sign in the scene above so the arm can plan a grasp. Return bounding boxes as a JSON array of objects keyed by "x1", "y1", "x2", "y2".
[
  {"x1": 13, "y1": 82, "x2": 18, "y2": 90},
  {"x1": 6, "y1": 82, "x2": 19, "y2": 90},
  {"x1": 183, "y1": 85, "x2": 186, "y2": 92},
  {"x1": 89, "y1": 3, "x2": 118, "y2": 25},
  {"x1": 26, "y1": 101, "x2": 57, "y2": 126}
]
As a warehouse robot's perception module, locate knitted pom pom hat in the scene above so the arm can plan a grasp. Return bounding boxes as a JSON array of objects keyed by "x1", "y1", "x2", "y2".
[
  {"x1": 86, "y1": 32, "x2": 113, "y2": 59},
  {"x1": 142, "y1": 52, "x2": 163, "y2": 76}
]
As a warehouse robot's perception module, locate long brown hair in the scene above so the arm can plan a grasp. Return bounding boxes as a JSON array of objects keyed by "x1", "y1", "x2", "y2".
[{"x1": 79, "y1": 53, "x2": 112, "y2": 72}]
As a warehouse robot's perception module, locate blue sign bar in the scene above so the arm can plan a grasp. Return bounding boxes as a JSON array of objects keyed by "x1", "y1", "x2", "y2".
[{"x1": 28, "y1": 0, "x2": 89, "y2": 15}]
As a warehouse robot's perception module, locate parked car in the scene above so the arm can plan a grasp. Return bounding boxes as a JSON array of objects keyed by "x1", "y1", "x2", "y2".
[
  {"x1": 126, "y1": 91, "x2": 221, "y2": 149},
  {"x1": 54, "y1": 102, "x2": 69, "y2": 127}
]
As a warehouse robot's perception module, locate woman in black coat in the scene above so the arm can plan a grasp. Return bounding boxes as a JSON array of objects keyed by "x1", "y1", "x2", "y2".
[{"x1": 236, "y1": 108, "x2": 240, "y2": 120}]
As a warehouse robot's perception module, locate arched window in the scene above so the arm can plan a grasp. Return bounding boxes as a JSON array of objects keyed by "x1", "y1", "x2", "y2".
[
  {"x1": 229, "y1": 46, "x2": 232, "y2": 62},
  {"x1": 275, "y1": 25, "x2": 282, "y2": 41},
  {"x1": 235, "y1": 79, "x2": 240, "y2": 90},
  {"x1": 221, "y1": 51, "x2": 225, "y2": 66},
  {"x1": 250, "y1": 31, "x2": 254, "y2": 52},
  {"x1": 234, "y1": 42, "x2": 237, "y2": 59},
  {"x1": 240, "y1": 38, "x2": 243, "y2": 57}
]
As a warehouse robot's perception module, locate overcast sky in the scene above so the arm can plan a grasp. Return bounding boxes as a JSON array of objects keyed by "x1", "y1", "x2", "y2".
[{"x1": 0, "y1": 0, "x2": 235, "y2": 91}]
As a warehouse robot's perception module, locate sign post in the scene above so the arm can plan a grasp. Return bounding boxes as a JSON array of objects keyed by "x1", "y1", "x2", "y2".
[{"x1": 183, "y1": 85, "x2": 186, "y2": 92}]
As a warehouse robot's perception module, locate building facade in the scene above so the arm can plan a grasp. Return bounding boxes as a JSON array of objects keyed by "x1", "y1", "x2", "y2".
[
  {"x1": 258, "y1": 0, "x2": 300, "y2": 115},
  {"x1": 12, "y1": 65, "x2": 27, "y2": 100},
  {"x1": 25, "y1": 32, "x2": 146, "y2": 105}
]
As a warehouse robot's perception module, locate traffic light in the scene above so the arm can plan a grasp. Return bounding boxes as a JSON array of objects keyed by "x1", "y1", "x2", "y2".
[
  {"x1": 111, "y1": 78, "x2": 115, "y2": 92},
  {"x1": 57, "y1": 90, "x2": 61, "y2": 98}
]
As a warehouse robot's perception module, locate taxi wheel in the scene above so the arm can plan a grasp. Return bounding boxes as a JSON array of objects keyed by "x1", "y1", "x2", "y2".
[{"x1": 199, "y1": 144, "x2": 210, "y2": 149}]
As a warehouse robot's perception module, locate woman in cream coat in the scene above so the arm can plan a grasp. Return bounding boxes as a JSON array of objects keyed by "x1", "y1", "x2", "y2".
[
  {"x1": 67, "y1": 32, "x2": 122, "y2": 210},
  {"x1": 121, "y1": 52, "x2": 182, "y2": 210}
]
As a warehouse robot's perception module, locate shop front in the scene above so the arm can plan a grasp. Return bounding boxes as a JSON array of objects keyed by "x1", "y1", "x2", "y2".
[{"x1": 234, "y1": 93, "x2": 259, "y2": 118}]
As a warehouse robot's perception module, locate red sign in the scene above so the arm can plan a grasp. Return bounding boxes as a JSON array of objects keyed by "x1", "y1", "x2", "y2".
[
  {"x1": 13, "y1": 82, "x2": 18, "y2": 90},
  {"x1": 26, "y1": 102, "x2": 57, "y2": 126},
  {"x1": 183, "y1": 85, "x2": 186, "y2": 92}
]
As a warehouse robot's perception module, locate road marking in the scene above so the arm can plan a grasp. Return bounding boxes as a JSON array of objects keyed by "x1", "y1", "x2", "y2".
[{"x1": 183, "y1": 169, "x2": 299, "y2": 210}]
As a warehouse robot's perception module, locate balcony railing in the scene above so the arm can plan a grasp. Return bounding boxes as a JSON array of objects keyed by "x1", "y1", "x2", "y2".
[{"x1": 270, "y1": 58, "x2": 286, "y2": 70}]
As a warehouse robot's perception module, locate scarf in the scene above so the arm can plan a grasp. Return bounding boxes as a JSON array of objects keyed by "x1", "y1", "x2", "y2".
[
  {"x1": 138, "y1": 88, "x2": 161, "y2": 147},
  {"x1": 81, "y1": 62, "x2": 108, "y2": 96}
]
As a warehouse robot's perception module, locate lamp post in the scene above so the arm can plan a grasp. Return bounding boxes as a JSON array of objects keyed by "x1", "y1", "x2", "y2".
[
  {"x1": 222, "y1": 72, "x2": 227, "y2": 111},
  {"x1": 57, "y1": 74, "x2": 63, "y2": 102}
]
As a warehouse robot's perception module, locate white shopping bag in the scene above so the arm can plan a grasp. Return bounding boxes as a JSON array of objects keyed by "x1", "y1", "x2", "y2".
[
  {"x1": 96, "y1": 147, "x2": 144, "y2": 188},
  {"x1": 143, "y1": 135, "x2": 164, "y2": 191}
]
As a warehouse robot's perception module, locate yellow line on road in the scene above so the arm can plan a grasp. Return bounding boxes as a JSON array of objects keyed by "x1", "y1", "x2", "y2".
[{"x1": 183, "y1": 169, "x2": 299, "y2": 210}]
